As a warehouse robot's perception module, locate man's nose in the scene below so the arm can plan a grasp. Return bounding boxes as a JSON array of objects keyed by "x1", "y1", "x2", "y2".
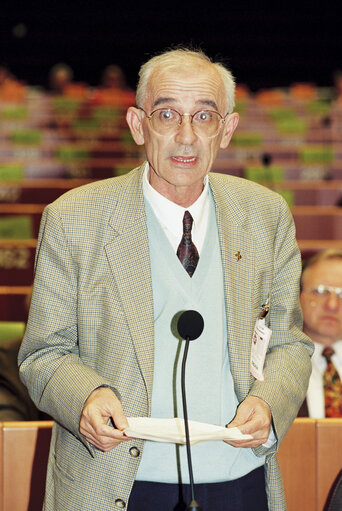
[
  {"x1": 175, "y1": 114, "x2": 197, "y2": 144},
  {"x1": 325, "y1": 291, "x2": 340, "y2": 310}
]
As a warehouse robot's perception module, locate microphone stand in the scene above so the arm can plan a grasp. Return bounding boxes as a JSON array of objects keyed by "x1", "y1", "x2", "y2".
[{"x1": 181, "y1": 337, "x2": 202, "y2": 511}]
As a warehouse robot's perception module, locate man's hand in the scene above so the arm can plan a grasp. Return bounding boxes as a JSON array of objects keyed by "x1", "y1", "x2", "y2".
[
  {"x1": 79, "y1": 387, "x2": 131, "y2": 451},
  {"x1": 225, "y1": 396, "x2": 272, "y2": 448}
]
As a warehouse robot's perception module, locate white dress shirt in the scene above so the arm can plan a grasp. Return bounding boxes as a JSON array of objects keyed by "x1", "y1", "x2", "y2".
[
  {"x1": 306, "y1": 340, "x2": 342, "y2": 418},
  {"x1": 142, "y1": 163, "x2": 210, "y2": 254}
]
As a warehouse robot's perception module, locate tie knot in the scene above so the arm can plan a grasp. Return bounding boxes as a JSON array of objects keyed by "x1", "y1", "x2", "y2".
[
  {"x1": 183, "y1": 210, "x2": 193, "y2": 235},
  {"x1": 322, "y1": 346, "x2": 335, "y2": 361}
]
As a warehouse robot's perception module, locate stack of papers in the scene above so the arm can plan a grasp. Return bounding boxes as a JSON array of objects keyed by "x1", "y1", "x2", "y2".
[{"x1": 124, "y1": 417, "x2": 252, "y2": 446}]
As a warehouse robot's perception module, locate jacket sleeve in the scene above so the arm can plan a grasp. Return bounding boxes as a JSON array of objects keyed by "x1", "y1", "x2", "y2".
[
  {"x1": 18, "y1": 204, "x2": 118, "y2": 440},
  {"x1": 249, "y1": 195, "x2": 313, "y2": 456}
]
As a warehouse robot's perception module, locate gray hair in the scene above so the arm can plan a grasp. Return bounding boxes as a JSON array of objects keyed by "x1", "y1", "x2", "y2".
[{"x1": 135, "y1": 48, "x2": 236, "y2": 114}]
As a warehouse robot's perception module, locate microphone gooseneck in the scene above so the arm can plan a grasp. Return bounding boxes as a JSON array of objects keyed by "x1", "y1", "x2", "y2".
[{"x1": 177, "y1": 310, "x2": 204, "y2": 511}]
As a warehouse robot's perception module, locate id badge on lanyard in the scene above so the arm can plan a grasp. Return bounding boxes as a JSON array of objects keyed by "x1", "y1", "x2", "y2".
[{"x1": 250, "y1": 300, "x2": 272, "y2": 381}]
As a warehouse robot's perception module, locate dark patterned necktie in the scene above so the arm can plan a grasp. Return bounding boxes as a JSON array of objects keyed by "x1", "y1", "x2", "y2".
[
  {"x1": 322, "y1": 346, "x2": 342, "y2": 417},
  {"x1": 176, "y1": 210, "x2": 199, "y2": 277}
]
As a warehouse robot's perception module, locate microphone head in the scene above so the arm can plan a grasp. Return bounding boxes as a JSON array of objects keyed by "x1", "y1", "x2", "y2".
[{"x1": 177, "y1": 310, "x2": 204, "y2": 341}]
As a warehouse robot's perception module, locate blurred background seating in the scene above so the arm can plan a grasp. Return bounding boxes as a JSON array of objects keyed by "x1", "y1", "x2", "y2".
[{"x1": 1, "y1": 77, "x2": 342, "y2": 319}]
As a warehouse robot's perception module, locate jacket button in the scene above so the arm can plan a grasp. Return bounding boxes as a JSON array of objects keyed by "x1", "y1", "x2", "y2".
[
  {"x1": 115, "y1": 499, "x2": 126, "y2": 509},
  {"x1": 129, "y1": 446, "x2": 140, "y2": 458}
]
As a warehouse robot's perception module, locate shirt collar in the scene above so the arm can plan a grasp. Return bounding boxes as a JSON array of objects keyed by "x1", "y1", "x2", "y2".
[
  {"x1": 313, "y1": 339, "x2": 342, "y2": 360},
  {"x1": 142, "y1": 163, "x2": 209, "y2": 237}
]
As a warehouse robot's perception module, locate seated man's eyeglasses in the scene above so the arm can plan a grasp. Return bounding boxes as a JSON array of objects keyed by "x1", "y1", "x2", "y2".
[
  {"x1": 139, "y1": 108, "x2": 228, "y2": 138},
  {"x1": 304, "y1": 284, "x2": 342, "y2": 301}
]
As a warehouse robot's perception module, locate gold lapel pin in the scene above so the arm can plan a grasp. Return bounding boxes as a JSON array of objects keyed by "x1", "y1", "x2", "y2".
[{"x1": 235, "y1": 251, "x2": 242, "y2": 261}]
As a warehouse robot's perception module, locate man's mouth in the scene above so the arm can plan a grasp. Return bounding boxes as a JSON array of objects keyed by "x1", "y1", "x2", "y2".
[
  {"x1": 321, "y1": 315, "x2": 339, "y2": 323},
  {"x1": 171, "y1": 156, "x2": 197, "y2": 163}
]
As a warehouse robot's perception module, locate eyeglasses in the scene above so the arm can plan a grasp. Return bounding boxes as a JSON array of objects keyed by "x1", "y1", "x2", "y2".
[
  {"x1": 304, "y1": 285, "x2": 342, "y2": 301},
  {"x1": 139, "y1": 107, "x2": 227, "y2": 138}
]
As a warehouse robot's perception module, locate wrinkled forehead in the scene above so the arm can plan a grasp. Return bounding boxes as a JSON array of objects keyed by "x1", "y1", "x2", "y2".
[{"x1": 145, "y1": 60, "x2": 227, "y2": 111}]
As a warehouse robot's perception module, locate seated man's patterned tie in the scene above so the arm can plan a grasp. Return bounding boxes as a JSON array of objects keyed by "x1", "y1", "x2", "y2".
[
  {"x1": 177, "y1": 210, "x2": 199, "y2": 277},
  {"x1": 322, "y1": 346, "x2": 342, "y2": 417}
]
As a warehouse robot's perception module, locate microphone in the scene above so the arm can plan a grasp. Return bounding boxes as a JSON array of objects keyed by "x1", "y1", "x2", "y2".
[
  {"x1": 177, "y1": 310, "x2": 204, "y2": 341},
  {"x1": 177, "y1": 310, "x2": 204, "y2": 511}
]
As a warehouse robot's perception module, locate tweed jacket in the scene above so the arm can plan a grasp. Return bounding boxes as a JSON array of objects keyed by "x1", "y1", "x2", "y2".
[{"x1": 19, "y1": 164, "x2": 313, "y2": 511}]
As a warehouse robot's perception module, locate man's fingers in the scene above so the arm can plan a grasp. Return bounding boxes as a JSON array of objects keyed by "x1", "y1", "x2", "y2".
[
  {"x1": 227, "y1": 407, "x2": 254, "y2": 431},
  {"x1": 232, "y1": 412, "x2": 267, "y2": 436},
  {"x1": 226, "y1": 438, "x2": 266, "y2": 448},
  {"x1": 225, "y1": 396, "x2": 272, "y2": 447},
  {"x1": 80, "y1": 417, "x2": 131, "y2": 450},
  {"x1": 111, "y1": 409, "x2": 129, "y2": 431},
  {"x1": 84, "y1": 432, "x2": 126, "y2": 452},
  {"x1": 80, "y1": 387, "x2": 130, "y2": 450}
]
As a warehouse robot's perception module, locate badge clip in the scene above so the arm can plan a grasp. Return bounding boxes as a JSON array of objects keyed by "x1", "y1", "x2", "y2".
[{"x1": 259, "y1": 298, "x2": 270, "y2": 319}]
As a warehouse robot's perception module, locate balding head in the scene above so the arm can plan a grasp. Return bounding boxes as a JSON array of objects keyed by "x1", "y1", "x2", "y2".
[{"x1": 135, "y1": 48, "x2": 236, "y2": 115}]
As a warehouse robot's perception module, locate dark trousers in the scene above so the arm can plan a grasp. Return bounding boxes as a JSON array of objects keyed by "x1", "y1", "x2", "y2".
[{"x1": 127, "y1": 466, "x2": 268, "y2": 511}]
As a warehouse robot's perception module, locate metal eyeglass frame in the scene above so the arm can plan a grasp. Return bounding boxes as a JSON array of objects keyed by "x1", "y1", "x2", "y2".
[{"x1": 139, "y1": 107, "x2": 228, "y2": 138}]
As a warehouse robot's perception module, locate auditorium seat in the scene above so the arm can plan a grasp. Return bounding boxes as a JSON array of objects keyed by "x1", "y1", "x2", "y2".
[
  {"x1": 0, "y1": 421, "x2": 53, "y2": 511},
  {"x1": 0, "y1": 321, "x2": 25, "y2": 343},
  {"x1": 316, "y1": 420, "x2": 342, "y2": 509},
  {"x1": 0, "y1": 204, "x2": 44, "y2": 238},
  {"x1": 291, "y1": 206, "x2": 342, "y2": 240},
  {"x1": 277, "y1": 419, "x2": 316, "y2": 510},
  {"x1": 0, "y1": 239, "x2": 36, "y2": 285},
  {"x1": 0, "y1": 214, "x2": 34, "y2": 239},
  {"x1": 0, "y1": 178, "x2": 92, "y2": 203},
  {"x1": 277, "y1": 418, "x2": 342, "y2": 510},
  {"x1": 0, "y1": 286, "x2": 32, "y2": 321},
  {"x1": 298, "y1": 240, "x2": 342, "y2": 260}
]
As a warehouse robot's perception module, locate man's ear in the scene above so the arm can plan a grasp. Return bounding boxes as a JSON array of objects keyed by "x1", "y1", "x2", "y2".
[
  {"x1": 220, "y1": 112, "x2": 239, "y2": 150},
  {"x1": 126, "y1": 107, "x2": 145, "y2": 146}
]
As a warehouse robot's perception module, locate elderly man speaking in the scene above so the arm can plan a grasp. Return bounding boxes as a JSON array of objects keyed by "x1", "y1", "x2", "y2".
[{"x1": 19, "y1": 48, "x2": 312, "y2": 511}]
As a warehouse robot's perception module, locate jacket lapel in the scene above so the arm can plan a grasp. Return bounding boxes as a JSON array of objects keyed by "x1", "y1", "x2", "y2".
[
  {"x1": 105, "y1": 166, "x2": 154, "y2": 406},
  {"x1": 210, "y1": 174, "x2": 255, "y2": 399}
]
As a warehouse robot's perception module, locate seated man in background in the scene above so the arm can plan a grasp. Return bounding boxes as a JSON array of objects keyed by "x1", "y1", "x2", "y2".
[{"x1": 299, "y1": 249, "x2": 342, "y2": 417}]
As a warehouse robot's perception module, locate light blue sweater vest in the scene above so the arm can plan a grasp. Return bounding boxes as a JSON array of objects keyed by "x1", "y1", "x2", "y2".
[{"x1": 136, "y1": 195, "x2": 264, "y2": 484}]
